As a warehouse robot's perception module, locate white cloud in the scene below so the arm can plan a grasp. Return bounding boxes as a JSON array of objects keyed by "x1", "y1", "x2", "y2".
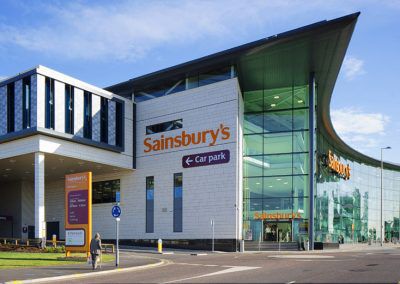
[
  {"x1": 0, "y1": 76, "x2": 7, "y2": 82},
  {"x1": 342, "y1": 56, "x2": 365, "y2": 80},
  {"x1": 331, "y1": 107, "x2": 390, "y2": 152},
  {"x1": 0, "y1": 1, "x2": 267, "y2": 61},
  {"x1": 0, "y1": 0, "x2": 352, "y2": 61}
]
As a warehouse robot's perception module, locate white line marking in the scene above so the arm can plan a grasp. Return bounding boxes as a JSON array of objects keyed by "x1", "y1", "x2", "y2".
[
  {"x1": 164, "y1": 266, "x2": 259, "y2": 283},
  {"x1": 287, "y1": 281, "x2": 296, "y2": 284},
  {"x1": 204, "y1": 264, "x2": 219, "y2": 267}
]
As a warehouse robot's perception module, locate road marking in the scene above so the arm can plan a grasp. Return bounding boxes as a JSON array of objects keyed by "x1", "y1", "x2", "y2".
[
  {"x1": 287, "y1": 281, "x2": 296, "y2": 284},
  {"x1": 164, "y1": 266, "x2": 259, "y2": 283},
  {"x1": 270, "y1": 255, "x2": 334, "y2": 259},
  {"x1": 204, "y1": 264, "x2": 219, "y2": 267}
]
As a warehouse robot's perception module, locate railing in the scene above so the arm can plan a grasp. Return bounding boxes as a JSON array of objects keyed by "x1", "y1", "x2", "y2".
[{"x1": 1, "y1": 237, "x2": 114, "y2": 253}]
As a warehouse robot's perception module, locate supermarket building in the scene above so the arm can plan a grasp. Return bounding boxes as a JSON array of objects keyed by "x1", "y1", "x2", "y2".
[{"x1": 0, "y1": 12, "x2": 399, "y2": 251}]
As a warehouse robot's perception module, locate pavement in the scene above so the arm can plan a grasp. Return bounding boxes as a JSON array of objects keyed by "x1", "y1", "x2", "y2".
[
  {"x1": 1, "y1": 243, "x2": 400, "y2": 284},
  {"x1": 0, "y1": 250, "x2": 163, "y2": 284}
]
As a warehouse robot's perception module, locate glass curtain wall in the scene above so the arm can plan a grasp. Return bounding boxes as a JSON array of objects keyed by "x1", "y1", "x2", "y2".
[
  {"x1": 243, "y1": 85, "x2": 310, "y2": 242},
  {"x1": 316, "y1": 133, "x2": 400, "y2": 244}
]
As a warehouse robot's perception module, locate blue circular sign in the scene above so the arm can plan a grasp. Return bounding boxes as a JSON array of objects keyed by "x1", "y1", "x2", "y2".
[{"x1": 111, "y1": 205, "x2": 121, "y2": 218}]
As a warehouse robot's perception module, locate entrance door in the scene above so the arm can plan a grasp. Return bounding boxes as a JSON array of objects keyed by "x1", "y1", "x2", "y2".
[
  {"x1": 264, "y1": 221, "x2": 292, "y2": 242},
  {"x1": 46, "y1": 222, "x2": 60, "y2": 240},
  {"x1": 28, "y1": 226, "x2": 35, "y2": 239}
]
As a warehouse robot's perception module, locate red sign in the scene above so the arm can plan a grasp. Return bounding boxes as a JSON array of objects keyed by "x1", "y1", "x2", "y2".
[{"x1": 67, "y1": 190, "x2": 89, "y2": 224}]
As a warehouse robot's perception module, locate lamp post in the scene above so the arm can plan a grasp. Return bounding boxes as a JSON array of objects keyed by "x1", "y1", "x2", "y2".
[{"x1": 380, "y1": 146, "x2": 391, "y2": 247}]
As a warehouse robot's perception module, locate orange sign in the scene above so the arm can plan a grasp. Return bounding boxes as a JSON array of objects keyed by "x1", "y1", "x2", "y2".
[
  {"x1": 328, "y1": 150, "x2": 351, "y2": 180},
  {"x1": 65, "y1": 172, "x2": 92, "y2": 256},
  {"x1": 254, "y1": 212, "x2": 302, "y2": 220},
  {"x1": 144, "y1": 124, "x2": 230, "y2": 153}
]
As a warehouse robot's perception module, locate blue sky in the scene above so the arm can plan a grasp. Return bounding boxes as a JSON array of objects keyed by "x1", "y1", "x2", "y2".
[{"x1": 0, "y1": 0, "x2": 399, "y2": 164}]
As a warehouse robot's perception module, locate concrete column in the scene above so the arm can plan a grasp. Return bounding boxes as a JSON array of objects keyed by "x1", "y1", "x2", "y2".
[{"x1": 34, "y1": 152, "x2": 45, "y2": 239}]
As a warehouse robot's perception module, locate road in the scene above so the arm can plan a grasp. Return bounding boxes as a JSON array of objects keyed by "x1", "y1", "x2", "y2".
[{"x1": 52, "y1": 248, "x2": 400, "y2": 283}]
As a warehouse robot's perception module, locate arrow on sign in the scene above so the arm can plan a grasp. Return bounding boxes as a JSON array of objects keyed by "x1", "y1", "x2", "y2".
[{"x1": 185, "y1": 157, "x2": 193, "y2": 166}]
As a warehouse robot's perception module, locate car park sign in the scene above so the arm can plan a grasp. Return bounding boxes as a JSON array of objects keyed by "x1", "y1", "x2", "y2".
[{"x1": 182, "y1": 150, "x2": 230, "y2": 168}]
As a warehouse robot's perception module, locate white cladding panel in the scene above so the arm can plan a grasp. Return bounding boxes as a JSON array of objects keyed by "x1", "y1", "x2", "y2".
[
  {"x1": 74, "y1": 88, "x2": 84, "y2": 137},
  {"x1": 36, "y1": 75, "x2": 46, "y2": 128},
  {"x1": 129, "y1": 78, "x2": 240, "y2": 239},
  {"x1": 44, "y1": 78, "x2": 241, "y2": 240},
  {"x1": 54, "y1": 80, "x2": 65, "y2": 133}
]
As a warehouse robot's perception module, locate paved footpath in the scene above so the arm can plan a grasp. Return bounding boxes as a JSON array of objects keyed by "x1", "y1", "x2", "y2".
[{"x1": 0, "y1": 251, "x2": 162, "y2": 284}]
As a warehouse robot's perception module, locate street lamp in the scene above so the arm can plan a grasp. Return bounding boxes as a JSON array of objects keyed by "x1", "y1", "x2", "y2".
[{"x1": 381, "y1": 146, "x2": 391, "y2": 247}]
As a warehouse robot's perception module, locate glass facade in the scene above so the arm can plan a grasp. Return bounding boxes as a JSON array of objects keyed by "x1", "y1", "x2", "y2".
[
  {"x1": 135, "y1": 66, "x2": 235, "y2": 103},
  {"x1": 243, "y1": 84, "x2": 311, "y2": 242},
  {"x1": 173, "y1": 173, "x2": 183, "y2": 232},
  {"x1": 92, "y1": 179, "x2": 120, "y2": 204},
  {"x1": 146, "y1": 176, "x2": 154, "y2": 233},
  {"x1": 315, "y1": 134, "x2": 400, "y2": 244},
  {"x1": 45, "y1": 77, "x2": 55, "y2": 130}
]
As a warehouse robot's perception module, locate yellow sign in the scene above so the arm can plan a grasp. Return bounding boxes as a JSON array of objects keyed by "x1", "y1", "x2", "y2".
[
  {"x1": 328, "y1": 150, "x2": 351, "y2": 180},
  {"x1": 65, "y1": 172, "x2": 92, "y2": 256},
  {"x1": 254, "y1": 212, "x2": 302, "y2": 220}
]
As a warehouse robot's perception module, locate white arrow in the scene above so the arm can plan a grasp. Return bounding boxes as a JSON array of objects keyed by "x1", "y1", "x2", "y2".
[{"x1": 185, "y1": 157, "x2": 193, "y2": 166}]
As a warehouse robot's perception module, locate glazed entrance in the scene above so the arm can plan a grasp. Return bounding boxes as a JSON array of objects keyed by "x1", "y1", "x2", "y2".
[{"x1": 264, "y1": 221, "x2": 292, "y2": 242}]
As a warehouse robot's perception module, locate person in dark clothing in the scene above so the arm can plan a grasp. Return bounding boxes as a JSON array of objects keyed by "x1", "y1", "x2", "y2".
[{"x1": 90, "y1": 233, "x2": 102, "y2": 270}]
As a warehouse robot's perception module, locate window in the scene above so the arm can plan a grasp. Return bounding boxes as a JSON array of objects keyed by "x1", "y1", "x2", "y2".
[
  {"x1": 45, "y1": 77, "x2": 55, "y2": 129},
  {"x1": 100, "y1": 97, "x2": 108, "y2": 143},
  {"x1": 146, "y1": 119, "x2": 182, "y2": 135},
  {"x1": 65, "y1": 84, "x2": 74, "y2": 134},
  {"x1": 173, "y1": 173, "x2": 183, "y2": 232},
  {"x1": 134, "y1": 66, "x2": 235, "y2": 103},
  {"x1": 92, "y1": 179, "x2": 120, "y2": 204},
  {"x1": 7, "y1": 82, "x2": 15, "y2": 133},
  {"x1": 83, "y1": 91, "x2": 92, "y2": 139},
  {"x1": 22, "y1": 77, "x2": 31, "y2": 129},
  {"x1": 146, "y1": 176, "x2": 154, "y2": 233},
  {"x1": 115, "y1": 101, "x2": 123, "y2": 147}
]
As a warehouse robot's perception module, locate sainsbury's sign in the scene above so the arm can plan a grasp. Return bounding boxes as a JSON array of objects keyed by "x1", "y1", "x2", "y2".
[
  {"x1": 144, "y1": 124, "x2": 231, "y2": 153},
  {"x1": 327, "y1": 150, "x2": 351, "y2": 180}
]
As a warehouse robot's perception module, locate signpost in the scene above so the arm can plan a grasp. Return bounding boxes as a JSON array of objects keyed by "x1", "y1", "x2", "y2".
[
  {"x1": 182, "y1": 150, "x2": 230, "y2": 168},
  {"x1": 65, "y1": 172, "x2": 92, "y2": 257},
  {"x1": 112, "y1": 205, "x2": 121, "y2": 267},
  {"x1": 211, "y1": 219, "x2": 215, "y2": 252}
]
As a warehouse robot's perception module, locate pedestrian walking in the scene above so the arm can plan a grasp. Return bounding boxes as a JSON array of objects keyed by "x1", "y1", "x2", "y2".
[{"x1": 90, "y1": 233, "x2": 102, "y2": 270}]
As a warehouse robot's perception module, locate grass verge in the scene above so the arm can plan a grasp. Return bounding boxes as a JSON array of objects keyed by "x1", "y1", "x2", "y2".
[{"x1": 0, "y1": 251, "x2": 114, "y2": 269}]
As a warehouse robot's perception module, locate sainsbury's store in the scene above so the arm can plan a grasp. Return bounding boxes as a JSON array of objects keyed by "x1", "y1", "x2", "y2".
[{"x1": 0, "y1": 12, "x2": 399, "y2": 251}]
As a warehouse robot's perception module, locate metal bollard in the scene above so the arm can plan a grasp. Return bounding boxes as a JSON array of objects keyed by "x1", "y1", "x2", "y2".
[{"x1": 158, "y1": 239, "x2": 162, "y2": 253}]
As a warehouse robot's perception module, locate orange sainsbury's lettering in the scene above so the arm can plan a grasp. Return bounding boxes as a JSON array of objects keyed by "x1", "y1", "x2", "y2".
[
  {"x1": 328, "y1": 150, "x2": 351, "y2": 180},
  {"x1": 144, "y1": 124, "x2": 231, "y2": 153}
]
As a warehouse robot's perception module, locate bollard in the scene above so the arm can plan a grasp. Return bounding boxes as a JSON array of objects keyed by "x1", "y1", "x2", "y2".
[
  {"x1": 158, "y1": 239, "x2": 162, "y2": 253},
  {"x1": 240, "y1": 240, "x2": 245, "y2": 252}
]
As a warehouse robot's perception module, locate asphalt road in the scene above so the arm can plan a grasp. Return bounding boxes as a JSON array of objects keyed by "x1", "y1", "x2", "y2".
[{"x1": 50, "y1": 248, "x2": 400, "y2": 283}]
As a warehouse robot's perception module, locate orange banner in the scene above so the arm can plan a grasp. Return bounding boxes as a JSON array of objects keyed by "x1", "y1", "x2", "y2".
[{"x1": 65, "y1": 172, "x2": 92, "y2": 255}]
